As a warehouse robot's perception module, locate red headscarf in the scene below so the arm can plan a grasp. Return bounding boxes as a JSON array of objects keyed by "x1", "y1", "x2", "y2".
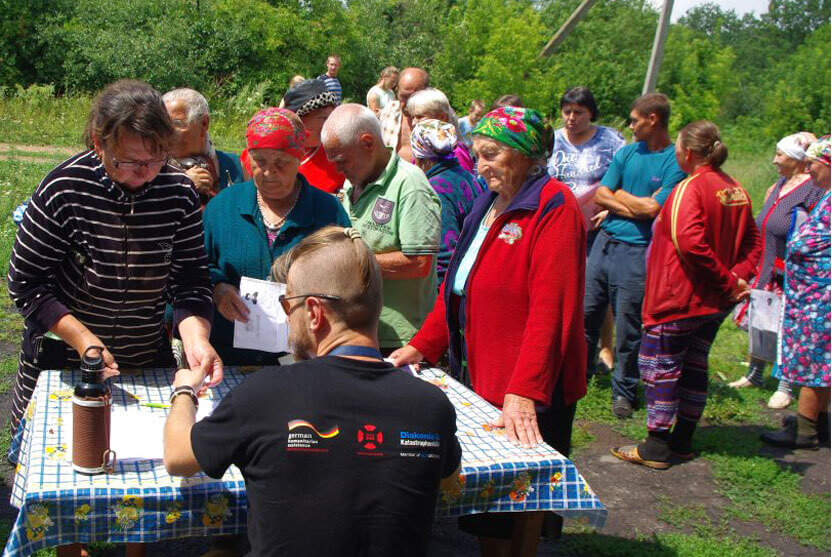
[{"x1": 240, "y1": 107, "x2": 307, "y2": 174}]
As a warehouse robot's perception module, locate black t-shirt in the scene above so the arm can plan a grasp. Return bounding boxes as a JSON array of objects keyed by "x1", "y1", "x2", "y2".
[{"x1": 191, "y1": 356, "x2": 462, "y2": 557}]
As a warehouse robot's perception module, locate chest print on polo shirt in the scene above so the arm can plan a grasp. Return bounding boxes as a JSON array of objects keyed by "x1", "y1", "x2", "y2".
[
  {"x1": 497, "y1": 222, "x2": 523, "y2": 245},
  {"x1": 372, "y1": 198, "x2": 395, "y2": 224}
]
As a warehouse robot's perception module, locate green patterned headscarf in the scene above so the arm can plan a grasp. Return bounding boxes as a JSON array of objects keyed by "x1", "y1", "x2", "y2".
[{"x1": 471, "y1": 106, "x2": 546, "y2": 159}]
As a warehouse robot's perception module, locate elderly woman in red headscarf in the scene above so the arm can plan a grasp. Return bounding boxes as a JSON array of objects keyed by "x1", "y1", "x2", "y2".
[{"x1": 204, "y1": 108, "x2": 350, "y2": 366}]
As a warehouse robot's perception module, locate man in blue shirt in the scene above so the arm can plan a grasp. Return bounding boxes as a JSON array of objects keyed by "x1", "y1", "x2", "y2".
[
  {"x1": 317, "y1": 54, "x2": 343, "y2": 103},
  {"x1": 587, "y1": 93, "x2": 686, "y2": 418}
]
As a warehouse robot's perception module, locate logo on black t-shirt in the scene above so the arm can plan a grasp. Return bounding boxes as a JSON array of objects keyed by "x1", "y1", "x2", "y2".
[
  {"x1": 357, "y1": 424, "x2": 383, "y2": 450},
  {"x1": 287, "y1": 419, "x2": 339, "y2": 453}
]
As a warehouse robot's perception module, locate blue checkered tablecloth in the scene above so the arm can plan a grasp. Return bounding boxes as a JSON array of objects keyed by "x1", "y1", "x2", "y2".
[{"x1": 4, "y1": 367, "x2": 606, "y2": 556}]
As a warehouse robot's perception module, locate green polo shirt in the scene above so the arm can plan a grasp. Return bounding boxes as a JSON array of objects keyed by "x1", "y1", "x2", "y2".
[{"x1": 341, "y1": 151, "x2": 441, "y2": 347}]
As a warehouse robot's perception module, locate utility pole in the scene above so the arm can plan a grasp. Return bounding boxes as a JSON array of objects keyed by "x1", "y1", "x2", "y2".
[
  {"x1": 642, "y1": 0, "x2": 674, "y2": 94},
  {"x1": 538, "y1": 0, "x2": 600, "y2": 58}
]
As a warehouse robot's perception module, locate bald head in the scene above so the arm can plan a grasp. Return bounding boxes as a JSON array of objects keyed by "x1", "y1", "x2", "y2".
[
  {"x1": 321, "y1": 104, "x2": 389, "y2": 187},
  {"x1": 321, "y1": 104, "x2": 382, "y2": 147},
  {"x1": 397, "y1": 68, "x2": 429, "y2": 106}
]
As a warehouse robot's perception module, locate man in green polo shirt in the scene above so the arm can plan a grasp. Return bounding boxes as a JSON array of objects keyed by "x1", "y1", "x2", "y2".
[{"x1": 322, "y1": 104, "x2": 441, "y2": 351}]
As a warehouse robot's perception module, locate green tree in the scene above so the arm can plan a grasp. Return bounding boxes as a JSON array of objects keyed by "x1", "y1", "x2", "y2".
[
  {"x1": 659, "y1": 26, "x2": 737, "y2": 129},
  {"x1": 762, "y1": 23, "x2": 831, "y2": 139}
]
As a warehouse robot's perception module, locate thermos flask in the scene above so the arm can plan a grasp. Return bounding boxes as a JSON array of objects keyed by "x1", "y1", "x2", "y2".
[{"x1": 72, "y1": 346, "x2": 115, "y2": 474}]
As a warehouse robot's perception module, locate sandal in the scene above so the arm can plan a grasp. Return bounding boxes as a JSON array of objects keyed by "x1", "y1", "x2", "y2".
[{"x1": 610, "y1": 445, "x2": 670, "y2": 470}]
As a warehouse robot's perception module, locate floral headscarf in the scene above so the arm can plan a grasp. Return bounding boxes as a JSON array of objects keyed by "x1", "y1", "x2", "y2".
[
  {"x1": 805, "y1": 135, "x2": 831, "y2": 167},
  {"x1": 410, "y1": 119, "x2": 458, "y2": 161},
  {"x1": 240, "y1": 107, "x2": 306, "y2": 174},
  {"x1": 471, "y1": 106, "x2": 546, "y2": 159}
]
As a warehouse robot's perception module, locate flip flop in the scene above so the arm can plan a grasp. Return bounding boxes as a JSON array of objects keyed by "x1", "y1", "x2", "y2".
[{"x1": 610, "y1": 445, "x2": 670, "y2": 470}]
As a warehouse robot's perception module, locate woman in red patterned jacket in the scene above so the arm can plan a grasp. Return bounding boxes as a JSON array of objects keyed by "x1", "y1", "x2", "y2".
[
  {"x1": 390, "y1": 107, "x2": 586, "y2": 555},
  {"x1": 612, "y1": 120, "x2": 761, "y2": 469}
]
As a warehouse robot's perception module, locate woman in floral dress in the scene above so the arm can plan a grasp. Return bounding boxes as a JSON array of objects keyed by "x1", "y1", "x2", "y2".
[{"x1": 762, "y1": 136, "x2": 831, "y2": 450}]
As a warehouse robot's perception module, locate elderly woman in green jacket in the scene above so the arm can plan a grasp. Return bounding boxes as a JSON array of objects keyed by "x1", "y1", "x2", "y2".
[{"x1": 204, "y1": 108, "x2": 350, "y2": 366}]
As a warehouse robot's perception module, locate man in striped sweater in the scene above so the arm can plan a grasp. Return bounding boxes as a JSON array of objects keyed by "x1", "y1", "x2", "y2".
[{"x1": 7, "y1": 80, "x2": 222, "y2": 450}]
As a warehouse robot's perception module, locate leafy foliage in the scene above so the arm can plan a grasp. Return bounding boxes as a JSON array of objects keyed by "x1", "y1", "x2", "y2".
[{"x1": 0, "y1": 0, "x2": 828, "y2": 142}]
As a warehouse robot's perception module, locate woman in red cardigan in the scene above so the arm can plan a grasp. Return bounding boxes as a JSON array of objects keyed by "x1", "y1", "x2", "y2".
[
  {"x1": 390, "y1": 107, "x2": 586, "y2": 556},
  {"x1": 612, "y1": 120, "x2": 760, "y2": 469}
]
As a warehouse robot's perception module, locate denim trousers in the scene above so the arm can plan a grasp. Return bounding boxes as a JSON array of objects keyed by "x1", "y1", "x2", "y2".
[{"x1": 584, "y1": 229, "x2": 647, "y2": 404}]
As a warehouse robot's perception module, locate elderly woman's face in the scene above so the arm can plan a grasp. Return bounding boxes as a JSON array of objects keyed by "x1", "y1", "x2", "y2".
[
  {"x1": 301, "y1": 105, "x2": 335, "y2": 149},
  {"x1": 409, "y1": 107, "x2": 446, "y2": 129},
  {"x1": 249, "y1": 148, "x2": 299, "y2": 202},
  {"x1": 98, "y1": 131, "x2": 167, "y2": 191},
  {"x1": 807, "y1": 159, "x2": 831, "y2": 190},
  {"x1": 772, "y1": 149, "x2": 802, "y2": 177},
  {"x1": 473, "y1": 137, "x2": 533, "y2": 196}
]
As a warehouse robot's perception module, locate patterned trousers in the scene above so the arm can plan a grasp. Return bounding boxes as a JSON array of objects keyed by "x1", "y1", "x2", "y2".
[{"x1": 639, "y1": 314, "x2": 726, "y2": 433}]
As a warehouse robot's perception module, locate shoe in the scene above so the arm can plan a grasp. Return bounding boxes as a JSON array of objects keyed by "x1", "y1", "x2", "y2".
[
  {"x1": 612, "y1": 396, "x2": 634, "y2": 419},
  {"x1": 728, "y1": 376, "x2": 755, "y2": 389},
  {"x1": 783, "y1": 413, "x2": 830, "y2": 446},
  {"x1": 767, "y1": 390, "x2": 793, "y2": 409},
  {"x1": 610, "y1": 445, "x2": 670, "y2": 469},
  {"x1": 760, "y1": 419, "x2": 818, "y2": 450},
  {"x1": 596, "y1": 361, "x2": 613, "y2": 376}
]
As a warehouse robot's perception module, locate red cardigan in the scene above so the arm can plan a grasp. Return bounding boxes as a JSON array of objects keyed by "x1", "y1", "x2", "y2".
[
  {"x1": 643, "y1": 165, "x2": 761, "y2": 327},
  {"x1": 411, "y1": 175, "x2": 587, "y2": 408}
]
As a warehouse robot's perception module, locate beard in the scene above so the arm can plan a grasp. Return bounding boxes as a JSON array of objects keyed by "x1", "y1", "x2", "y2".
[{"x1": 288, "y1": 315, "x2": 315, "y2": 361}]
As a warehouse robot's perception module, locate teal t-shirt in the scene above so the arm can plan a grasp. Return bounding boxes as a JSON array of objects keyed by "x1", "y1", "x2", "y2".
[{"x1": 599, "y1": 142, "x2": 686, "y2": 245}]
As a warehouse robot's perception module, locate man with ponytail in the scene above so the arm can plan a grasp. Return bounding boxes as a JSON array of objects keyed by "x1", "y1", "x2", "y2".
[
  {"x1": 612, "y1": 120, "x2": 761, "y2": 469},
  {"x1": 164, "y1": 226, "x2": 461, "y2": 555}
]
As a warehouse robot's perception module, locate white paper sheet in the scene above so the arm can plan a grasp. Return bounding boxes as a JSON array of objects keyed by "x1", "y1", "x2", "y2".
[
  {"x1": 233, "y1": 277, "x2": 289, "y2": 353},
  {"x1": 107, "y1": 398, "x2": 220, "y2": 462},
  {"x1": 110, "y1": 411, "x2": 166, "y2": 461}
]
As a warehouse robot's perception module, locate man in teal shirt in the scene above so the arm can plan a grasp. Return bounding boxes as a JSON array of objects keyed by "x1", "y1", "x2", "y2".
[
  {"x1": 322, "y1": 104, "x2": 441, "y2": 351},
  {"x1": 588, "y1": 93, "x2": 687, "y2": 418}
]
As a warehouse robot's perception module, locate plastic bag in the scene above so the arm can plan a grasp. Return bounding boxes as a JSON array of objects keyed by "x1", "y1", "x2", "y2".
[{"x1": 748, "y1": 289, "x2": 781, "y2": 362}]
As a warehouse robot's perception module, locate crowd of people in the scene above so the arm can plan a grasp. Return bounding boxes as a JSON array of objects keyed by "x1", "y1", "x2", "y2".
[{"x1": 5, "y1": 53, "x2": 829, "y2": 556}]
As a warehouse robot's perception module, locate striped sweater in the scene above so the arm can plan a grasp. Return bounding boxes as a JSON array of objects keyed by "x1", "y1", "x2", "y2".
[{"x1": 7, "y1": 150, "x2": 214, "y2": 366}]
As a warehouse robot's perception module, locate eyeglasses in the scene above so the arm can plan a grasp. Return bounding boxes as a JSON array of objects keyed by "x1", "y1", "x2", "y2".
[
  {"x1": 279, "y1": 293, "x2": 341, "y2": 315},
  {"x1": 110, "y1": 155, "x2": 168, "y2": 171}
]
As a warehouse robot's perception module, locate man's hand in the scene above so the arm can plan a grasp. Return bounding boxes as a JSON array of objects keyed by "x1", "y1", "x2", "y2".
[
  {"x1": 388, "y1": 344, "x2": 424, "y2": 369},
  {"x1": 590, "y1": 209, "x2": 609, "y2": 230},
  {"x1": 173, "y1": 366, "x2": 207, "y2": 392},
  {"x1": 730, "y1": 277, "x2": 751, "y2": 302},
  {"x1": 213, "y1": 283, "x2": 250, "y2": 323},
  {"x1": 185, "y1": 167, "x2": 215, "y2": 196},
  {"x1": 490, "y1": 393, "x2": 543, "y2": 448},
  {"x1": 178, "y1": 315, "x2": 223, "y2": 391}
]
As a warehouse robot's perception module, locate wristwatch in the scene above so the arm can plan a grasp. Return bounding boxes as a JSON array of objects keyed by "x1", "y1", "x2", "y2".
[{"x1": 169, "y1": 385, "x2": 199, "y2": 408}]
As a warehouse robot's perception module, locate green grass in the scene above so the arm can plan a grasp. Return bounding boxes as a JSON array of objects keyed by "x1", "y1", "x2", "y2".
[{"x1": 557, "y1": 526, "x2": 778, "y2": 557}]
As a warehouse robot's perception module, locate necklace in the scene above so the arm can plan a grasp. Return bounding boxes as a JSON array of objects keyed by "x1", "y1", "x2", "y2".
[{"x1": 257, "y1": 184, "x2": 299, "y2": 230}]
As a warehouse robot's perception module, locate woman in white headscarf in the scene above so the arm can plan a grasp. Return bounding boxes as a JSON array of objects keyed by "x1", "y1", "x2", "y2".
[{"x1": 729, "y1": 132, "x2": 826, "y2": 409}]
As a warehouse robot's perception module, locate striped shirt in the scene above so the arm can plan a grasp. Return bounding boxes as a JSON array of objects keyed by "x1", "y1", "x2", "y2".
[
  {"x1": 317, "y1": 74, "x2": 342, "y2": 103},
  {"x1": 8, "y1": 150, "x2": 213, "y2": 367}
]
